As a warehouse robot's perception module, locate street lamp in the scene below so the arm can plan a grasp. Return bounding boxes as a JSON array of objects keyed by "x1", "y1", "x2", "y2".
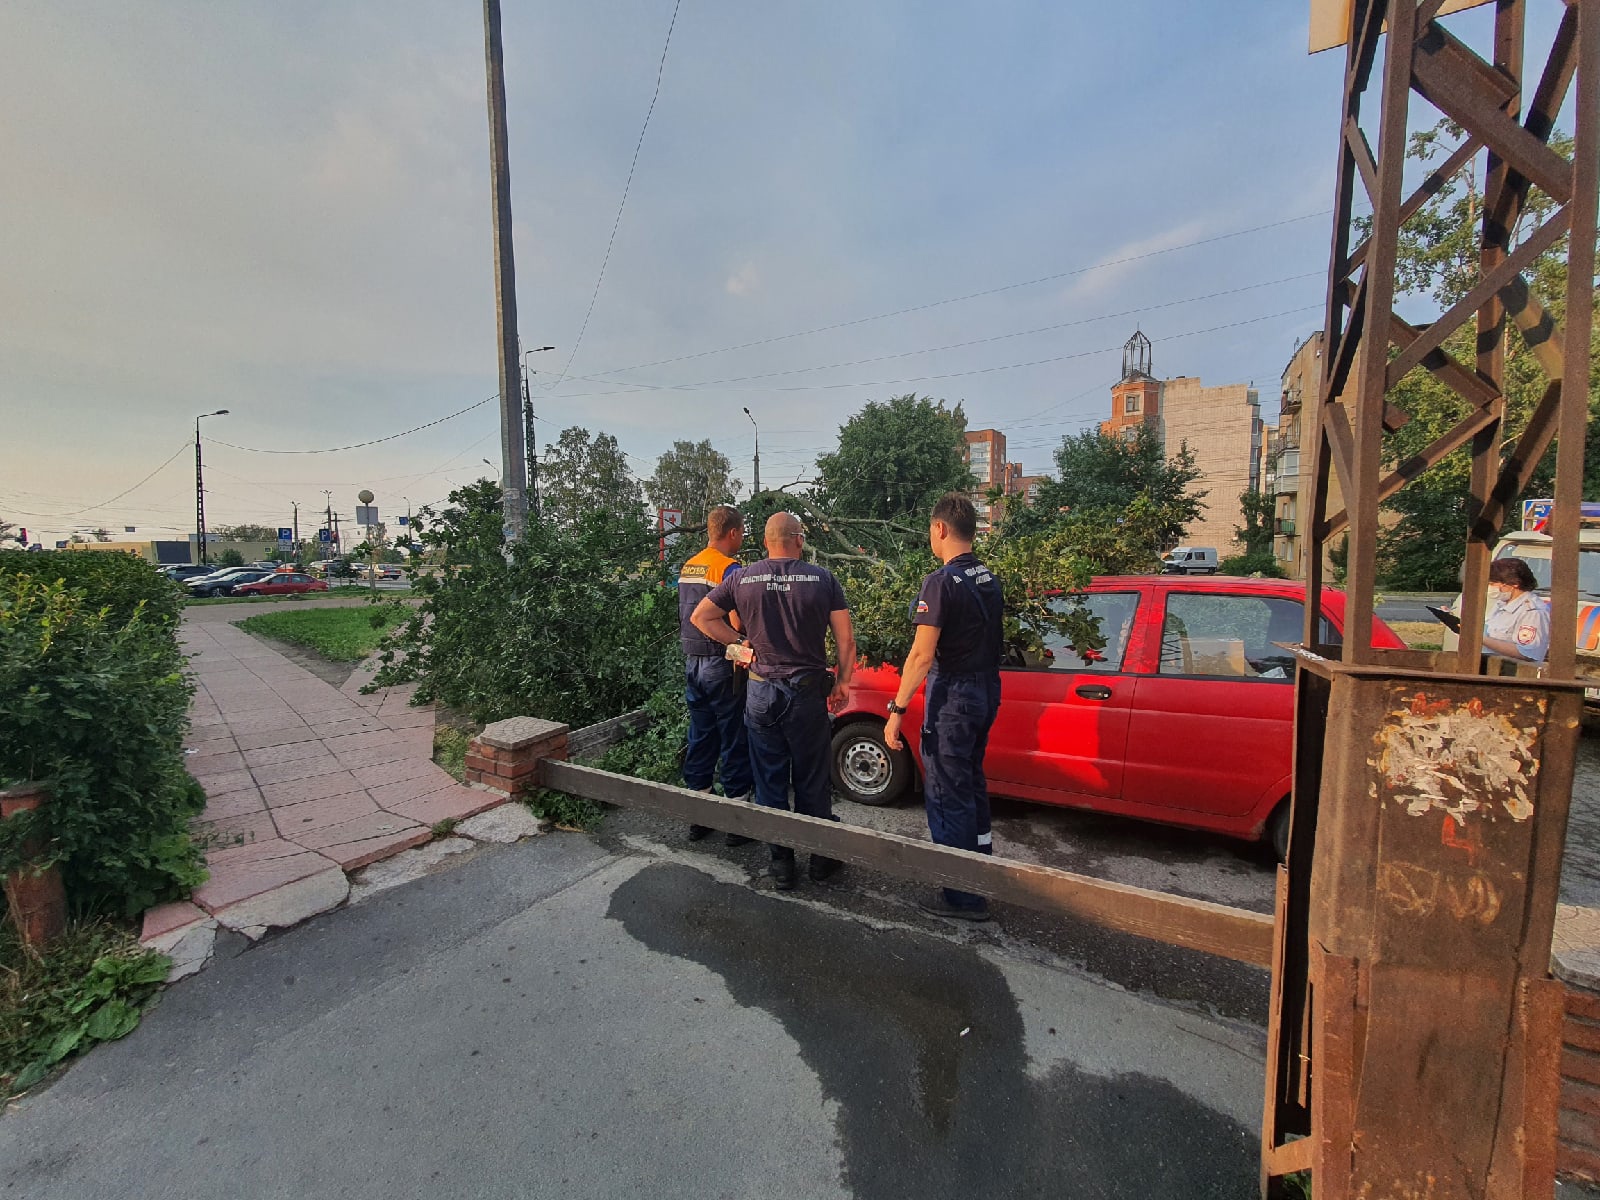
[
  {"x1": 522, "y1": 343, "x2": 555, "y2": 520},
  {"x1": 194, "y1": 409, "x2": 229, "y2": 564},
  {"x1": 743, "y1": 407, "x2": 760, "y2": 497}
]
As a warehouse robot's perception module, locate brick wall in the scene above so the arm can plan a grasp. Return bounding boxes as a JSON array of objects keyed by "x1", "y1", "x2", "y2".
[{"x1": 1562, "y1": 980, "x2": 1600, "y2": 1181}]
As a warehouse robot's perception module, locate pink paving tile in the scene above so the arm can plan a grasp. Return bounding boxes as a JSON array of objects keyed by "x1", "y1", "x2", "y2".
[
  {"x1": 192, "y1": 845, "x2": 340, "y2": 913},
  {"x1": 241, "y1": 743, "x2": 327, "y2": 770},
  {"x1": 221, "y1": 712, "x2": 307, "y2": 734},
  {"x1": 194, "y1": 810, "x2": 276, "y2": 854},
  {"x1": 331, "y1": 743, "x2": 413, "y2": 771},
  {"x1": 249, "y1": 756, "x2": 344, "y2": 786},
  {"x1": 261, "y1": 770, "x2": 366, "y2": 808},
  {"x1": 322, "y1": 729, "x2": 411, "y2": 754},
  {"x1": 386, "y1": 785, "x2": 504, "y2": 826},
  {"x1": 353, "y1": 757, "x2": 450, "y2": 789},
  {"x1": 206, "y1": 829, "x2": 321, "y2": 868},
  {"x1": 288, "y1": 809, "x2": 424, "y2": 853},
  {"x1": 198, "y1": 770, "x2": 257, "y2": 799},
  {"x1": 317, "y1": 716, "x2": 389, "y2": 738},
  {"x1": 311, "y1": 826, "x2": 434, "y2": 872},
  {"x1": 232, "y1": 726, "x2": 325, "y2": 752},
  {"x1": 141, "y1": 900, "x2": 209, "y2": 941},
  {"x1": 189, "y1": 751, "x2": 249, "y2": 778},
  {"x1": 269, "y1": 790, "x2": 380, "y2": 836},
  {"x1": 363, "y1": 771, "x2": 461, "y2": 805},
  {"x1": 378, "y1": 710, "x2": 435, "y2": 731},
  {"x1": 200, "y1": 788, "x2": 267, "y2": 821}
]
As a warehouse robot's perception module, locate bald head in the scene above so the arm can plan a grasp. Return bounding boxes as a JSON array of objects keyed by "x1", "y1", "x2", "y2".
[{"x1": 764, "y1": 511, "x2": 805, "y2": 558}]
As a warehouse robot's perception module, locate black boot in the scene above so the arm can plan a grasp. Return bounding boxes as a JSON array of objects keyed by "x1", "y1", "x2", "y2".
[
  {"x1": 808, "y1": 854, "x2": 842, "y2": 882},
  {"x1": 770, "y1": 855, "x2": 798, "y2": 891}
]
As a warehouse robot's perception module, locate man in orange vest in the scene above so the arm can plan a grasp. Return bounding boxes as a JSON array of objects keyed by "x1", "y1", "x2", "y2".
[{"x1": 678, "y1": 505, "x2": 755, "y2": 844}]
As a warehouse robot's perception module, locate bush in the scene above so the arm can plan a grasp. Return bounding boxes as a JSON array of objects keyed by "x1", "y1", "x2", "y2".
[
  {"x1": 1218, "y1": 551, "x2": 1287, "y2": 578},
  {"x1": 214, "y1": 548, "x2": 245, "y2": 568},
  {"x1": 370, "y1": 481, "x2": 680, "y2": 729},
  {"x1": 0, "y1": 572, "x2": 205, "y2": 916},
  {"x1": 0, "y1": 550, "x2": 182, "y2": 627}
]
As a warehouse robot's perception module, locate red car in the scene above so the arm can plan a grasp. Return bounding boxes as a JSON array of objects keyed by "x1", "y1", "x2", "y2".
[
  {"x1": 232, "y1": 571, "x2": 329, "y2": 597},
  {"x1": 829, "y1": 576, "x2": 1406, "y2": 858}
]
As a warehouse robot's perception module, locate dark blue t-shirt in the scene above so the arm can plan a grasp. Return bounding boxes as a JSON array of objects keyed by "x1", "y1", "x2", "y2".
[
  {"x1": 911, "y1": 553, "x2": 1003, "y2": 676},
  {"x1": 704, "y1": 557, "x2": 848, "y2": 682}
]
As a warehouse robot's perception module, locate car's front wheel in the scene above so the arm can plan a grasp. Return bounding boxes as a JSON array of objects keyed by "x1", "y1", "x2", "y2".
[{"x1": 830, "y1": 722, "x2": 915, "y2": 806}]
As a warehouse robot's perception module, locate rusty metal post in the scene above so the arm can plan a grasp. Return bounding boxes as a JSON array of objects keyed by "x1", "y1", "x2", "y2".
[{"x1": 1266, "y1": 1, "x2": 1598, "y2": 1195}]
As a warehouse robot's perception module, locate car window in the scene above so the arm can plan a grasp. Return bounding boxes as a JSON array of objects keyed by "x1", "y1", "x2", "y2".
[
  {"x1": 1010, "y1": 592, "x2": 1141, "y2": 672},
  {"x1": 1159, "y1": 593, "x2": 1305, "y2": 680}
]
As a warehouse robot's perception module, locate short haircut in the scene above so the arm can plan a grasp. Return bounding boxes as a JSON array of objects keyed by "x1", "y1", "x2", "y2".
[
  {"x1": 1489, "y1": 556, "x2": 1538, "y2": 592},
  {"x1": 931, "y1": 492, "x2": 977, "y2": 542},
  {"x1": 708, "y1": 505, "x2": 743, "y2": 541}
]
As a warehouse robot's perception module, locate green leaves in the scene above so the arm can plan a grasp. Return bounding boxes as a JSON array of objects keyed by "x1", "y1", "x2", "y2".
[
  {"x1": 0, "y1": 564, "x2": 204, "y2": 915},
  {"x1": 370, "y1": 482, "x2": 679, "y2": 729},
  {"x1": 3, "y1": 922, "x2": 170, "y2": 1098},
  {"x1": 814, "y1": 394, "x2": 975, "y2": 522}
]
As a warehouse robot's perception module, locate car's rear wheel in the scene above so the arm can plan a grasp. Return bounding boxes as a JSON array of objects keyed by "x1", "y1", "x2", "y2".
[
  {"x1": 1268, "y1": 800, "x2": 1291, "y2": 863},
  {"x1": 830, "y1": 722, "x2": 915, "y2": 806}
]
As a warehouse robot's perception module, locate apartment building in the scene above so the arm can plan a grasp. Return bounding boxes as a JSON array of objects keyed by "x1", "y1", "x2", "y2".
[
  {"x1": 963, "y1": 428, "x2": 1028, "y2": 531},
  {"x1": 1099, "y1": 330, "x2": 1263, "y2": 555}
]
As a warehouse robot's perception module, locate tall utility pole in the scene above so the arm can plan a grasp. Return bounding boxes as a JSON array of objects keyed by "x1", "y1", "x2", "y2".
[
  {"x1": 292, "y1": 502, "x2": 300, "y2": 561},
  {"x1": 194, "y1": 409, "x2": 229, "y2": 564},
  {"x1": 522, "y1": 343, "x2": 554, "y2": 521},
  {"x1": 482, "y1": 0, "x2": 526, "y2": 541},
  {"x1": 743, "y1": 407, "x2": 760, "y2": 496}
]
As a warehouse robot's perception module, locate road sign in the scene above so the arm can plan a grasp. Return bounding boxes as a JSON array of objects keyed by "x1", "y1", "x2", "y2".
[
  {"x1": 355, "y1": 505, "x2": 379, "y2": 526},
  {"x1": 277, "y1": 527, "x2": 293, "y2": 541},
  {"x1": 318, "y1": 529, "x2": 332, "y2": 544},
  {"x1": 657, "y1": 508, "x2": 683, "y2": 560},
  {"x1": 54, "y1": 540, "x2": 67, "y2": 549},
  {"x1": 397, "y1": 516, "x2": 409, "y2": 527}
]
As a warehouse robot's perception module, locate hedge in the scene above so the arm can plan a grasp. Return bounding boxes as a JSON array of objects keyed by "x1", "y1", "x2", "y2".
[{"x1": 0, "y1": 554, "x2": 204, "y2": 917}]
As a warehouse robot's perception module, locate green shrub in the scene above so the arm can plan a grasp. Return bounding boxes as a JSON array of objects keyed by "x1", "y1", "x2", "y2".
[
  {"x1": 592, "y1": 688, "x2": 691, "y2": 782},
  {"x1": 215, "y1": 548, "x2": 245, "y2": 568},
  {"x1": 0, "y1": 550, "x2": 182, "y2": 628},
  {"x1": 1219, "y1": 551, "x2": 1287, "y2": 578},
  {"x1": 0, "y1": 574, "x2": 205, "y2": 916},
  {"x1": 369, "y1": 481, "x2": 680, "y2": 729}
]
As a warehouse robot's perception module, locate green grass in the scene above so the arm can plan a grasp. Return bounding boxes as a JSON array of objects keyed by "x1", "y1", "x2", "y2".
[
  {"x1": 183, "y1": 587, "x2": 416, "y2": 607},
  {"x1": 434, "y1": 727, "x2": 470, "y2": 781},
  {"x1": 2, "y1": 919, "x2": 170, "y2": 1098},
  {"x1": 237, "y1": 606, "x2": 405, "y2": 662}
]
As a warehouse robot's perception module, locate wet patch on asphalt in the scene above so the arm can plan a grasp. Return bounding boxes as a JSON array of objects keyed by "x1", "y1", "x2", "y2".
[{"x1": 608, "y1": 861, "x2": 1258, "y2": 1200}]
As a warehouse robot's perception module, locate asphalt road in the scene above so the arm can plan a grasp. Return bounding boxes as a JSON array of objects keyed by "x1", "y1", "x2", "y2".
[{"x1": 1, "y1": 836, "x2": 1266, "y2": 1200}]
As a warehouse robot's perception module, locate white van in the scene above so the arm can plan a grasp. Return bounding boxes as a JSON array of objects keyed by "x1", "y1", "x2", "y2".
[{"x1": 1161, "y1": 546, "x2": 1219, "y2": 575}]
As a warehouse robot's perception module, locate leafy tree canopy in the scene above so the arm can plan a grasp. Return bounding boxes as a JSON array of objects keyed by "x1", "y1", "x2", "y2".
[
  {"x1": 814, "y1": 394, "x2": 974, "y2": 521},
  {"x1": 212, "y1": 524, "x2": 281, "y2": 542},
  {"x1": 1375, "y1": 119, "x2": 1600, "y2": 589},
  {"x1": 539, "y1": 426, "x2": 646, "y2": 532},
  {"x1": 644, "y1": 440, "x2": 741, "y2": 527},
  {"x1": 1005, "y1": 426, "x2": 1205, "y2": 552}
]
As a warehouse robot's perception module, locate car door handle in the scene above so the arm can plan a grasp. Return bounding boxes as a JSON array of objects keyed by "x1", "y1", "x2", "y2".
[{"x1": 1075, "y1": 684, "x2": 1113, "y2": 701}]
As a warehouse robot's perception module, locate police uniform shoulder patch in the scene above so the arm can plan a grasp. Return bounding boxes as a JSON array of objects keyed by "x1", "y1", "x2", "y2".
[
  {"x1": 915, "y1": 599, "x2": 929, "y2": 613},
  {"x1": 1517, "y1": 625, "x2": 1537, "y2": 645}
]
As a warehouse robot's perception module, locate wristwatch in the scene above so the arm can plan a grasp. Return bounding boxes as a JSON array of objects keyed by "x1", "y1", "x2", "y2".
[{"x1": 886, "y1": 700, "x2": 908, "y2": 715}]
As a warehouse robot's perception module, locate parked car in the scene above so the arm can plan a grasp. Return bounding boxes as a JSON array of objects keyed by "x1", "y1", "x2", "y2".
[
  {"x1": 186, "y1": 568, "x2": 275, "y2": 597},
  {"x1": 354, "y1": 562, "x2": 404, "y2": 581},
  {"x1": 232, "y1": 572, "x2": 329, "y2": 597},
  {"x1": 1160, "y1": 546, "x2": 1219, "y2": 574},
  {"x1": 161, "y1": 564, "x2": 213, "y2": 581},
  {"x1": 829, "y1": 575, "x2": 1407, "y2": 860},
  {"x1": 309, "y1": 559, "x2": 352, "y2": 579}
]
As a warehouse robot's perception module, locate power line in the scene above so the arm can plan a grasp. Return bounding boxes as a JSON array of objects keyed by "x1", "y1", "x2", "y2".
[
  {"x1": 5, "y1": 441, "x2": 191, "y2": 519},
  {"x1": 551, "y1": 210, "x2": 1332, "y2": 384},
  {"x1": 545, "y1": 0, "x2": 683, "y2": 391},
  {"x1": 208, "y1": 394, "x2": 497, "y2": 455}
]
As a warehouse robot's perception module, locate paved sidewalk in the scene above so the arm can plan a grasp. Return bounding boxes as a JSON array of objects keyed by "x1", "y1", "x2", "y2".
[{"x1": 142, "y1": 605, "x2": 504, "y2": 949}]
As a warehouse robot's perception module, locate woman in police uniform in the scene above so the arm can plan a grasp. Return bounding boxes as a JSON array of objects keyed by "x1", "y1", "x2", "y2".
[{"x1": 1482, "y1": 557, "x2": 1550, "y2": 664}]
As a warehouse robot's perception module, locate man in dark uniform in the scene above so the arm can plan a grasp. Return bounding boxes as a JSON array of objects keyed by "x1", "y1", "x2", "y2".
[
  {"x1": 677, "y1": 504, "x2": 755, "y2": 845},
  {"x1": 692, "y1": 512, "x2": 856, "y2": 891},
  {"x1": 884, "y1": 493, "x2": 1003, "y2": 921}
]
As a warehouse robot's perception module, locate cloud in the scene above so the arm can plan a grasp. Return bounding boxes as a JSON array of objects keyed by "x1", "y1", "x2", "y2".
[{"x1": 724, "y1": 261, "x2": 760, "y2": 296}]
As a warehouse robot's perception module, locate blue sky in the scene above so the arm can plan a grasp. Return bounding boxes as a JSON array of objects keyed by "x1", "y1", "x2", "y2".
[{"x1": 0, "y1": 1, "x2": 1552, "y2": 543}]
